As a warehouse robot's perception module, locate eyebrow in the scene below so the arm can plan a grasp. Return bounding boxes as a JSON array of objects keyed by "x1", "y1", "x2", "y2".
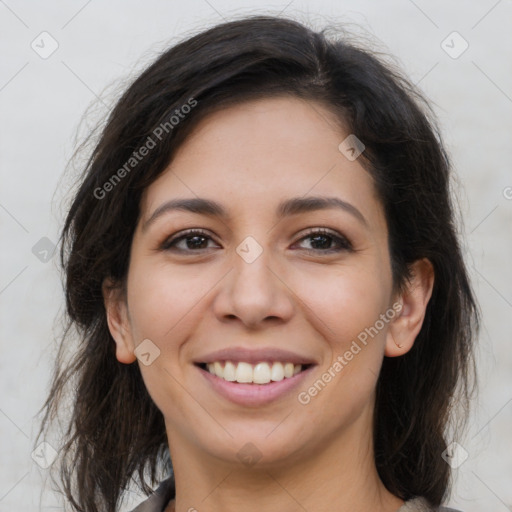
[{"x1": 142, "y1": 195, "x2": 368, "y2": 232}]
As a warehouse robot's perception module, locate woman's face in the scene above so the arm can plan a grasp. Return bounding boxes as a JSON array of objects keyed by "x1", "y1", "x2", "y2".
[{"x1": 109, "y1": 96, "x2": 406, "y2": 467}]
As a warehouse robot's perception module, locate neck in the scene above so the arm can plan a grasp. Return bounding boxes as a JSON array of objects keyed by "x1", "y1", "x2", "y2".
[{"x1": 164, "y1": 406, "x2": 404, "y2": 512}]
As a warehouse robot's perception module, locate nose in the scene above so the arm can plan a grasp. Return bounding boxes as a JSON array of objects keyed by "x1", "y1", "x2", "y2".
[{"x1": 212, "y1": 244, "x2": 295, "y2": 330}]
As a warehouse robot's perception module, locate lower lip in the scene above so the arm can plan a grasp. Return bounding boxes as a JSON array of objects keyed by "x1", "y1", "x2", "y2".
[{"x1": 197, "y1": 365, "x2": 315, "y2": 407}]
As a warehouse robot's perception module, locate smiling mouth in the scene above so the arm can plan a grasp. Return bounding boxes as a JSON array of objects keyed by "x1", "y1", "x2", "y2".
[{"x1": 195, "y1": 361, "x2": 313, "y2": 385}]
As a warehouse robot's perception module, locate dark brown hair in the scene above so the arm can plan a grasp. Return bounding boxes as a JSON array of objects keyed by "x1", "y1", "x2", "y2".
[{"x1": 36, "y1": 14, "x2": 479, "y2": 512}]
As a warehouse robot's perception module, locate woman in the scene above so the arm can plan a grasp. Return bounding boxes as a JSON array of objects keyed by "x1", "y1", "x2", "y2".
[{"x1": 36, "y1": 15, "x2": 478, "y2": 512}]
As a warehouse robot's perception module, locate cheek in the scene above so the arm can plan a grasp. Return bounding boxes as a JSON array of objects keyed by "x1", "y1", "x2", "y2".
[
  {"x1": 126, "y1": 258, "x2": 208, "y2": 343},
  {"x1": 291, "y1": 261, "x2": 390, "y2": 415},
  {"x1": 125, "y1": 260, "x2": 206, "y2": 422},
  {"x1": 293, "y1": 260, "x2": 391, "y2": 352}
]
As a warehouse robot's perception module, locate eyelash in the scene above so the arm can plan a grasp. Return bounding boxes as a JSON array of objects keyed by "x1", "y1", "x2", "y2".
[{"x1": 159, "y1": 228, "x2": 353, "y2": 254}]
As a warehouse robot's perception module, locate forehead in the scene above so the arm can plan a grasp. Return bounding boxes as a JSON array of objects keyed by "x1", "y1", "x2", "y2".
[
  {"x1": 140, "y1": 96, "x2": 381, "y2": 224},
  {"x1": 170, "y1": 95, "x2": 348, "y2": 171}
]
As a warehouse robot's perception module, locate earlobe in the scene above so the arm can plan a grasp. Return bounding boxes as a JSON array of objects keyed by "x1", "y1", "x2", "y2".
[
  {"x1": 385, "y1": 258, "x2": 435, "y2": 357},
  {"x1": 102, "y1": 278, "x2": 137, "y2": 364}
]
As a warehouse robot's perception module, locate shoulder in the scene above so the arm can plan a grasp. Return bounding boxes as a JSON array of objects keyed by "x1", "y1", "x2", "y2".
[
  {"x1": 129, "y1": 477, "x2": 175, "y2": 512},
  {"x1": 400, "y1": 497, "x2": 464, "y2": 512},
  {"x1": 128, "y1": 487, "x2": 465, "y2": 512}
]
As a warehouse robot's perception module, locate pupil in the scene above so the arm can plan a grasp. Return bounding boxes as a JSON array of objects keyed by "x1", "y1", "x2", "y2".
[
  {"x1": 311, "y1": 235, "x2": 330, "y2": 249},
  {"x1": 188, "y1": 236, "x2": 207, "y2": 249}
]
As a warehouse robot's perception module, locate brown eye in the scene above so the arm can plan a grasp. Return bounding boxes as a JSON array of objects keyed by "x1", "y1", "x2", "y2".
[
  {"x1": 294, "y1": 228, "x2": 353, "y2": 253},
  {"x1": 160, "y1": 229, "x2": 220, "y2": 252}
]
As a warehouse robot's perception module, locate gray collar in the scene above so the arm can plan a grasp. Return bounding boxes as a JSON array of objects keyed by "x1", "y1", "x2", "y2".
[
  {"x1": 130, "y1": 477, "x2": 174, "y2": 512},
  {"x1": 130, "y1": 481, "x2": 462, "y2": 512}
]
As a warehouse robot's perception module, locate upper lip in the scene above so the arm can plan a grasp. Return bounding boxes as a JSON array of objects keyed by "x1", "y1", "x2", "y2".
[{"x1": 194, "y1": 347, "x2": 317, "y2": 366}]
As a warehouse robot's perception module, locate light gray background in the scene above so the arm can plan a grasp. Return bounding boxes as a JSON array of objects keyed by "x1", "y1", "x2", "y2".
[{"x1": 1, "y1": 1, "x2": 511, "y2": 511}]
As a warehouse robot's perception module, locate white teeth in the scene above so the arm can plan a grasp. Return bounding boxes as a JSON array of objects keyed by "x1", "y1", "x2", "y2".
[
  {"x1": 214, "y1": 361, "x2": 223, "y2": 377},
  {"x1": 223, "y1": 361, "x2": 236, "y2": 381},
  {"x1": 253, "y1": 362, "x2": 272, "y2": 384},
  {"x1": 204, "y1": 361, "x2": 304, "y2": 384},
  {"x1": 270, "y1": 362, "x2": 284, "y2": 381},
  {"x1": 235, "y1": 362, "x2": 253, "y2": 383},
  {"x1": 284, "y1": 362, "x2": 294, "y2": 378}
]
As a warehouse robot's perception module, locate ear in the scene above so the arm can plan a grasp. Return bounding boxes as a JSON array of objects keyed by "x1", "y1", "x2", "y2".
[
  {"x1": 385, "y1": 258, "x2": 435, "y2": 357},
  {"x1": 102, "y1": 278, "x2": 137, "y2": 364}
]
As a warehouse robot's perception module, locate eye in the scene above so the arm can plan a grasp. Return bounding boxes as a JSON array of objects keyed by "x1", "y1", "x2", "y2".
[
  {"x1": 160, "y1": 229, "x2": 220, "y2": 252},
  {"x1": 160, "y1": 227, "x2": 353, "y2": 254},
  {"x1": 293, "y1": 228, "x2": 353, "y2": 253}
]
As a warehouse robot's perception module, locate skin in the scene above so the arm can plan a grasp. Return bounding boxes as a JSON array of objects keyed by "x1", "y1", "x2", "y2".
[{"x1": 104, "y1": 96, "x2": 434, "y2": 512}]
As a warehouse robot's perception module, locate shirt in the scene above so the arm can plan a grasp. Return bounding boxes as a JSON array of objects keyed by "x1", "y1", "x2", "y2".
[{"x1": 129, "y1": 478, "x2": 463, "y2": 512}]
